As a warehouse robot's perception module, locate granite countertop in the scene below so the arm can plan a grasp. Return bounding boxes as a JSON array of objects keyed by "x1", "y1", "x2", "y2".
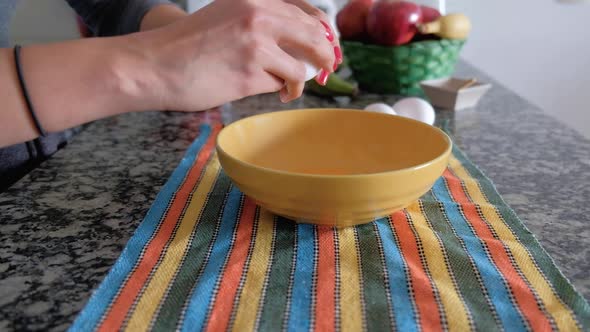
[{"x1": 1, "y1": 61, "x2": 589, "y2": 331}]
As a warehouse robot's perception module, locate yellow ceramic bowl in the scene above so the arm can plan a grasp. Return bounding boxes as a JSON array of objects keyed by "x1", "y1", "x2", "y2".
[{"x1": 216, "y1": 108, "x2": 451, "y2": 227}]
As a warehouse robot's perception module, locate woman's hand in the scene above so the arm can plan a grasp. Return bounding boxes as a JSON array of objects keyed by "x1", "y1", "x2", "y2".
[
  {"x1": 135, "y1": 0, "x2": 340, "y2": 110},
  {"x1": 0, "y1": 0, "x2": 340, "y2": 147}
]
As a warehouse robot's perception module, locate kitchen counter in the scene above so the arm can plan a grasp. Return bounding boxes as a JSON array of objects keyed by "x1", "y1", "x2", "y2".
[{"x1": 1, "y1": 61, "x2": 589, "y2": 331}]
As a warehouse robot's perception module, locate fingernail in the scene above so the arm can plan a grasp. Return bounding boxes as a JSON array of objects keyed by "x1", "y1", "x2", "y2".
[
  {"x1": 320, "y1": 20, "x2": 332, "y2": 33},
  {"x1": 279, "y1": 86, "x2": 288, "y2": 103},
  {"x1": 334, "y1": 46, "x2": 343, "y2": 64},
  {"x1": 315, "y1": 69, "x2": 329, "y2": 86},
  {"x1": 333, "y1": 61, "x2": 339, "y2": 71},
  {"x1": 280, "y1": 92, "x2": 288, "y2": 103},
  {"x1": 325, "y1": 30, "x2": 334, "y2": 42}
]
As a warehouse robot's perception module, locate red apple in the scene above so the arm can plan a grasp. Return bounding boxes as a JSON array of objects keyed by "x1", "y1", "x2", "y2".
[
  {"x1": 410, "y1": 5, "x2": 441, "y2": 41},
  {"x1": 419, "y1": 5, "x2": 441, "y2": 24},
  {"x1": 336, "y1": 0, "x2": 374, "y2": 41},
  {"x1": 366, "y1": 0, "x2": 422, "y2": 46}
]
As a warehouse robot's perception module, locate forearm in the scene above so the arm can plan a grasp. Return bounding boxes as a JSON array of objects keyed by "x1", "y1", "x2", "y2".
[
  {"x1": 0, "y1": 36, "x2": 155, "y2": 148},
  {"x1": 0, "y1": 4, "x2": 187, "y2": 148}
]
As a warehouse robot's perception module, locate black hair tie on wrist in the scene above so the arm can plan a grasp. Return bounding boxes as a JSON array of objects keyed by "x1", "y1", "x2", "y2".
[{"x1": 14, "y1": 44, "x2": 46, "y2": 137}]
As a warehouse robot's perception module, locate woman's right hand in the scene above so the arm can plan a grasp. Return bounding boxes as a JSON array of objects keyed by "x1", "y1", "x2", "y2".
[{"x1": 134, "y1": 0, "x2": 339, "y2": 111}]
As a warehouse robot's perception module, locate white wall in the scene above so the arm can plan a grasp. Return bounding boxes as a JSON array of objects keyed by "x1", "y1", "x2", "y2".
[{"x1": 446, "y1": 0, "x2": 590, "y2": 138}]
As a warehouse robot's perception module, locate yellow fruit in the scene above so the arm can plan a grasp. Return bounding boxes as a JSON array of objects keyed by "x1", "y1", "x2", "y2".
[{"x1": 418, "y1": 13, "x2": 471, "y2": 39}]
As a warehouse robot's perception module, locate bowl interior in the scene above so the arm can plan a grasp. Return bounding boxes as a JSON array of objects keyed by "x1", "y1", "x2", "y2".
[{"x1": 218, "y1": 109, "x2": 450, "y2": 176}]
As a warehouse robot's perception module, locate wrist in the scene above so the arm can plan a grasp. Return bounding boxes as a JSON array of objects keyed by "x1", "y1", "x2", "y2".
[{"x1": 106, "y1": 33, "x2": 166, "y2": 113}]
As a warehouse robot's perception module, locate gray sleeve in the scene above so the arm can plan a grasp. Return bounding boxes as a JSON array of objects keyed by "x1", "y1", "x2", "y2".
[{"x1": 65, "y1": 0, "x2": 177, "y2": 36}]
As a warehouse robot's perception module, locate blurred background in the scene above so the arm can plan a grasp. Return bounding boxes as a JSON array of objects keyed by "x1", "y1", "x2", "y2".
[
  {"x1": 7, "y1": 0, "x2": 590, "y2": 138},
  {"x1": 448, "y1": 0, "x2": 590, "y2": 138}
]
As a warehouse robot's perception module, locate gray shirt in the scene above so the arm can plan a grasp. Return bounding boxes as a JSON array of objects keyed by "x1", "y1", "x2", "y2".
[{"x1": 0, "y1": 0, "x2": 173, "y2": 191}]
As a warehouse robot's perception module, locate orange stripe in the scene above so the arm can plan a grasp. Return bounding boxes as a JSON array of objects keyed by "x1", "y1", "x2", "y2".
[
  {"x1": 97, "y1": 126, "x2": 220, "y2": 332},
  {"x1": 390, "y1": 211, "x2": 443, "y2": 331},
  {"x1": 314, "y1": 226, "x2": 336, "y2": 332},
  {"x1": 205, "y1": 197, "x2": 257, "y2": 332},
  {"x1": 443, "y1": 170, "x2": 554, "y2": 331}
]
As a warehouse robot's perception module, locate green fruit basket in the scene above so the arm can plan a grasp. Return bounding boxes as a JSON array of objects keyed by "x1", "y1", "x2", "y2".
[{"x1": 341, "y1": 39, "x2": 465, "y2": 97}]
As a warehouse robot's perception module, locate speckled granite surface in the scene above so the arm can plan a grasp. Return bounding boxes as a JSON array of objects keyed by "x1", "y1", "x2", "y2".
[{"x1": 1, "y1": 61, "x2": 589, "y2": 331}]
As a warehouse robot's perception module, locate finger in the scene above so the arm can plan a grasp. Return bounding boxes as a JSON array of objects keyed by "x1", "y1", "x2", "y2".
[
  {"x1": 261, "y1": 44, "x2": 307, "y2": 102},
  {"x1": 277, "y1": 0, "x2": 342, "y2": 68},
  {"x1": 282, "y1": 0, "x2": 326, "y2": 21},
  {"x1": 237, "y1": 40, "x2": 305, "y2": 101},
  {"x1": 266, "y1": 14, "x2": 335, "y2": 76},
  {"x1": 282, "y1": 0, "x2": 340, "y2": 49},
  {"x1": 238, "y1": 46, "x2": 285, "y2": 97},
  {"x1": 258, "y1": 44, "x2": 305, "y2": 102}
]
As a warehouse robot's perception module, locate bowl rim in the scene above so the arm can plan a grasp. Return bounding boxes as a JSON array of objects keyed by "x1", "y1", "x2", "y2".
[{"x1": 216, "y1": 108, "x2": 452, "y2": 179}]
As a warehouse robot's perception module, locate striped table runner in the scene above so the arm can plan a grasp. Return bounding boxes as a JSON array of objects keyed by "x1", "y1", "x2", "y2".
[{"x1": 70, "y1": 124, "x2": 590, "y2": 332}]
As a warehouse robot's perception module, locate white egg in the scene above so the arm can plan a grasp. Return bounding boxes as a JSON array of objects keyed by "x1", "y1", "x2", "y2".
[
  {"x1": 364, "y1": 103, "x2": 397, "y2": 115},
  {"x1": 304, "y1": 61, "x2": 320, "y2": 82},
  {"x1": 392, "y1": 97, "x2": 435, "y2": 125}
]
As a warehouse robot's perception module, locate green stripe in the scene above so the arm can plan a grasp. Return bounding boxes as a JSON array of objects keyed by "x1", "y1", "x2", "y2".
[
  {"x1": 257, "y1": 218, "x2": 297, "y2": 331},
  {"x1": 421, "y1": 192, "x2": 501, "y2": 331},
  {"x1": 150, "y1": 172, "x2": 233, "y2": 331},
  {"x1": 356, "y1": 223, "x2": 394, "y2": 331},
  {"x1": 452, "y1": 147, "x2": 590, "y2": 329},
  {"x1": 253, "y1": 217, "x2": 278, "y2": 330}
]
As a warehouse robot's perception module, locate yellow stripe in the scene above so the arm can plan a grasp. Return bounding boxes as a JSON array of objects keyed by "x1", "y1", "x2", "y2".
[
  {"x1": 231, "y1": 209, "x2": 275, "y2": 332},
  {"x1": 449, "y1": 156, "x2": 580, "y2": 331},
  {"x1": 124, "y1": 157, "x2": 221, "y2": 332},
  {"x1": 406, "y1": 201, "x2": 472, "y2": 331},
  {"x1": 336, "y1": 227, "x2": 363, "y2": 332}
]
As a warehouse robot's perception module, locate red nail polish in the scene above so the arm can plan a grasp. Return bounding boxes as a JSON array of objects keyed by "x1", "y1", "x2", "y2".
[
  {"x1": 316, "y1": 69, "x2": 329, "y2": 86},
  {"x1": 325, "y1": 30, "x2": 334, "y2": 42},
  {"x1": 334, "y1": 46, "x2": 343, "y2": 64},
  {"x1": 320, "y1": 20, "x2": 332, "y2": 33}
]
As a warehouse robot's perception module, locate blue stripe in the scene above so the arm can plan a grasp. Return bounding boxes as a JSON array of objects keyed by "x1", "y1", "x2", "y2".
[
  {"x1": 432, "y1": 178, "x2": 528, "y2": 332},
  {"x1": 375, "y1": 218, "x2": 419, "y2": 332},
  {"x1": 180, "y1": 187, "x2": 242, "y2": 331},
  {"x1": 69, "y1": 125, "x2": 213, "y2": 332},
  {"x1": 286, "y1": 224, "x2": 316, "y2": 332}
]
